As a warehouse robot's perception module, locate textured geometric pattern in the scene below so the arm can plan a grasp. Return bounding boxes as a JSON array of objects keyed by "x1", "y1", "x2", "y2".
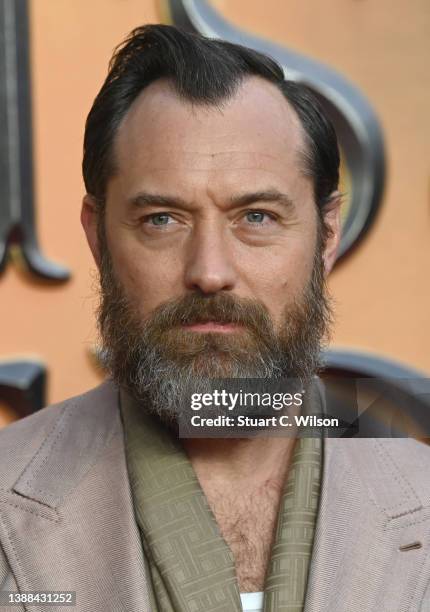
[
  {"x1": 264, "y1": 437, "x2": 322, "y2": 611},
  {"x1": 120, "y1": 390, "x2": 242, "y2": 612},
  {"x1": 120, "y1": 390, "x2": 322, "y2": 612}
]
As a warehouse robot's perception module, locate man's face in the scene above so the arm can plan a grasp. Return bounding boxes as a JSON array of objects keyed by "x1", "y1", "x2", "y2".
[{"x1": 82, "y1": 76, "x2": 341, "y2": 422}]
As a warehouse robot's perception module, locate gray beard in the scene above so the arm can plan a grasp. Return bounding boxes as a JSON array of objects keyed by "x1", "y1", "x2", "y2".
[
  {"x1": 96, "y1": 225, "x2": 332, "y2": 427},
  {"x1": 112, "y1": 328, "x2": 292, "y2": 427}
]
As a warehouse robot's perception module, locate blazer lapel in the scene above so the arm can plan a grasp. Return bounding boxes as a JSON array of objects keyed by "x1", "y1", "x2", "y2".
[
  {"x1": 0, "y1": 381, "x2": 151, "y2": 612},
  {"x1": 305, "y1": 437, "x2": 430, "y2": 612}
]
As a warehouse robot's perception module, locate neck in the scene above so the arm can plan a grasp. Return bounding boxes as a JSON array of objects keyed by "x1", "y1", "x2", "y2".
[{"x1": 182, "y1": 435, "x2": 297, "y2": 494}]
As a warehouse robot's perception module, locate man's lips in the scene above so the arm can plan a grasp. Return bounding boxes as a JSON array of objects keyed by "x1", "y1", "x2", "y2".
[{"x1": 181, "y1": 321, "x2": 242, "y2": 333}]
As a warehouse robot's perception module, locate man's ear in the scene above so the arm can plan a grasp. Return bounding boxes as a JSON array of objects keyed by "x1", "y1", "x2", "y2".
[
  {"x1": 81, "y1": 194, "x2": 101, "y2": 269},
  {"x1": 321, "y1": 191, "x2": 343, "y2": 276}
]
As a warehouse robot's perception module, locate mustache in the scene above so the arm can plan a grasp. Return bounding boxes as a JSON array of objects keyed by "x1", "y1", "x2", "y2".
[{"x1": 141, "y1": 292, "x2": 275, "y2": 333}]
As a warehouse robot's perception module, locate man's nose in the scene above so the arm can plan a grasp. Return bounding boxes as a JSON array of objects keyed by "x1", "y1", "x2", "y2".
[{"x1": 183, "y1": 224, "x2": 237, "y2": 294}]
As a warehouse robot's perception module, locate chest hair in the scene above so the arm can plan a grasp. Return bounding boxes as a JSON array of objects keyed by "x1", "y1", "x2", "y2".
[{"x1": 204, "y1": 481, "x2": 282, "y2": 592}]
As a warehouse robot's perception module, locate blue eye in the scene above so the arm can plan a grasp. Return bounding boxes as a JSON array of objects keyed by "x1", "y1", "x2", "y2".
[
  {"x1": 246, "y1": 211, "x2": 266, "y2": 223},
  {"x1": 149, "y1": 214, "x2": 171, "y2": 225}
]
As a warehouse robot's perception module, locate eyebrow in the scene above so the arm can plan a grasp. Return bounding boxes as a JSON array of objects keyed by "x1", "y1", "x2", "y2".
[
  {"x1": 127, "y1": 189, "x2": 296, "y2": 213},
  {"x1": 229, "y1": 189, "x2": 295, "y2": 212}
]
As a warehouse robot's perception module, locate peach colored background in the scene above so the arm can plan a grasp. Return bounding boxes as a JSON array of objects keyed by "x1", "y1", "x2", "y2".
[{"x1": 1, "y1": 0, "x2": 429, "y2": 421}]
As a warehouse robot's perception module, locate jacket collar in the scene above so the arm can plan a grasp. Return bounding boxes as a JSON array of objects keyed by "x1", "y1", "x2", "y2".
[
  {"x1": 0, "y1": 380, "x2": 151, "y2": 612},
  {"x1": 12, "y1": 380, "x2": 120, "y2": 509}
]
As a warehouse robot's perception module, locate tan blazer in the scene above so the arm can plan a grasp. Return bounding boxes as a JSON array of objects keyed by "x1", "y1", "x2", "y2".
[{"x1": 0, "y1": 380, "x2": 430, "y2": 611}]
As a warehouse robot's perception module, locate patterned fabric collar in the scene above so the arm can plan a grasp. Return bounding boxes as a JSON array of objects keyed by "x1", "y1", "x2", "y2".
[{"x1": 120, "y1": 389, "x2": 322, "y2": 612}]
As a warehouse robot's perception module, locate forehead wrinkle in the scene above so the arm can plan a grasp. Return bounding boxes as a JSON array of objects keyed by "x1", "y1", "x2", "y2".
[{"x1": 117, "y1": 150, "x2": 303, "y2": 175}]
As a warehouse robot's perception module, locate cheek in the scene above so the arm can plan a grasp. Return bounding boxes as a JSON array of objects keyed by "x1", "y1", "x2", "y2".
[
  {"x1": 106, "y1": 230, "x2": 184, "y2": 314},
  {"x1": 236, "y1": 238, "x2": 316, "y2": 314}
]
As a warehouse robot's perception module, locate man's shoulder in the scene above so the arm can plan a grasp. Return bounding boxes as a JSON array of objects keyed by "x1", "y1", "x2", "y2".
[
  {"x1": 326, "y1": 437, "x2": 430, "y2": 512},
  {"x1": 328, "y1": 436, "x2": 430, "y2": 464},
  {"x1": 0, "y1": 379, "x2": 120, "y2": 492},
  {"x1": 0, "y1": 379, "x2": 119, "y2": 447}
]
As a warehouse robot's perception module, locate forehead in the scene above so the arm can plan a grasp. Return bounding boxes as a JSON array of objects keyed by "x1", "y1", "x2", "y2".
[{"x1": 109, "y1": 76, "x2": 309, "y2": 200}]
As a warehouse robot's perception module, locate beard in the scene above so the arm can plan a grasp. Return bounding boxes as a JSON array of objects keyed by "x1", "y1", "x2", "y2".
[{"x1": 96, "y1": 223, "x2": 333, "y2": 426}]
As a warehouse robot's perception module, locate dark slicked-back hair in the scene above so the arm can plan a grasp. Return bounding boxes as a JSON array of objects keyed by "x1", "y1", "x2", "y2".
[{"x1": 83, "y1": 24, "x2": 339, "y2": 214}]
